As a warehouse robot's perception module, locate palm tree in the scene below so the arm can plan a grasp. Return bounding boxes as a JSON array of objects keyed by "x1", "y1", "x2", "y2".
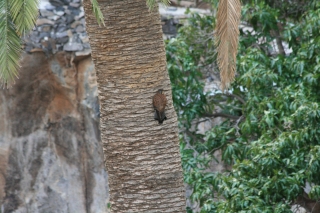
[
  {"x1": 0, "y1": 0, "x2": 242, "y2": 211},
  {"x1": 82, "y1": 0, "x2": 185, "y2": 211}
]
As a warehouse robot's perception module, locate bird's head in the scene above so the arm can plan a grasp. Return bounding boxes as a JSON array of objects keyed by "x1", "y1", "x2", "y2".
[{"x1": 157, "y1": 89, "x2": 164, "y2": 94}]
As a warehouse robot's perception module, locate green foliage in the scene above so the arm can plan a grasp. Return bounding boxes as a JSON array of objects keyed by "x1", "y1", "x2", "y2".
[
  {"x1": 0, "y1": 0, "x2": 41, "y2": 86},
  {"x1": 167, "y1": 11, "x2": 216, "y2": 129},
  {"x1": 0, "y1": 0, "x2": 25, "y2": 86},
  {"x1": 10, "y1": 0, "x2": 39, "y2": 36},
  {"x1": 167, "y1": 0, "x2": 320, "y2": 212}
]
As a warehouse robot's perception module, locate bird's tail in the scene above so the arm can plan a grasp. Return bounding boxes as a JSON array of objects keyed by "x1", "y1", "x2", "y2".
[{"x1": 154, "y1": 110, "x2": 167, "y2": 124}]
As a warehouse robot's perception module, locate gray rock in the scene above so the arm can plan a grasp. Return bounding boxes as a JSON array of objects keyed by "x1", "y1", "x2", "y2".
[
  {"x1": 75, "y1": 49, "x2": 92, "y2": 56},
  {"x1": 54, "y1": 10, "x2": 65, "y2": 16},
  {"x1": 66, "y1": 15, "x2": 75, "y2": 24},
  {"x1": 65, "y1": 9, "x2": 72, "y2": 15},
  {"x1": 162, "y1": 18, "x2": 178, "y2": 35},
  {"x1": 70, "y1": 21, "x2": 81, "y2": 28},
  {"x1": 36, "y1": 18, "x2": 54, "y2": 25},
  {"x1": 48, "y1": 15, "x2": 60, "y2": 21},
  {"x1": 40, "y1": 10, "x2": 54, "y2": 17},
  {"x1": 57, "y1": 15, "x2": 67, "y2": 23},
  {"x1": 40, "y1": 25, "x2": 52, "y2": 32},
  {"x1": 25, "y1": 43, "x2": 34, "y2": 52},
  {"x1": 45, "y1": 4, "x2": 56, "y2": 11},
  {"x1": 56, "y1": 23, "x2": 68, "y2": 32},
  {"x1": 82, "y1": 43, "x2": 91, "y2": 49},
  {"x1": 80, "y1": 35, "x2": 89, "y2": 43},
  {"x1": 49, "y1": 0, "x2": 67, "y2": 7},
  {"x1": 29, "y1": 32, "x2": 41, "y2": 43},
  {"x1": 75, "y1": 10, "x2": 84, "y2": 20},
  {"x1": 69, "y1": 2, "x2": 80, "y2": 8},
  {"x1": 56, "y1": 36, "x2": 69, "y2": 44},
  {"x1": 71, "y1": 8, "x2": 81, "y2": 16},
  {"x1": 80, "y1": 17, "x2": 86, "y2": 25},
  {"x1": 63, "y1": 42, "x2": 83, "y2": 51},
  {"x1": 56, "y1": 31, "x2": 68, "y2": 38},
  {"x1": 75, "y1": 25, "x2": 84, "y2": 33},
  {"x1": 39, "y1": 32, "x2": 50, "y2": 40}
]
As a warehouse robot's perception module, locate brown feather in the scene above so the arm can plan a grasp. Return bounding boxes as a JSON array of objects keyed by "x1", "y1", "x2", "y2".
[{"x1": 153, "y1": 89, "x2": 167, "y2": 124}]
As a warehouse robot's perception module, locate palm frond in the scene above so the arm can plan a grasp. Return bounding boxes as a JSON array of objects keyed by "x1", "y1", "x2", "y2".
[
  {"x1": 0, "y1": 0, "x2": 22, "y2": 87},
  {"x1": 10, "y1": 0, "x2": 39, "y2": 36},
  {"x1": 91, "y1": 0, "x2": 105, "y2": 27},
  {"x1": 147, "y1": 0, "x2": 171, "y2": 10},
  {"x1": 215, "y1": 0, "x2": 241, "y2": 91}
]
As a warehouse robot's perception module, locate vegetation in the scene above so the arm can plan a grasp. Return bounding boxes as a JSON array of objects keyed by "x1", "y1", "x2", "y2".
[{"x1": 167, "y1": 0, "x2": 320, "y2": 212}]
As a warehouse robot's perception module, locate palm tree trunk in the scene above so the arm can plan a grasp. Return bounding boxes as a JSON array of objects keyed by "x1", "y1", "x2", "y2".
[{"x1": 83, "y1": 0, "x2": 186, "y2": 212}]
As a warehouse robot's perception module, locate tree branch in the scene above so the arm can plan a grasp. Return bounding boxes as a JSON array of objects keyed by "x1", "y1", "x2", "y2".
[
  {"x1": 186, "y1": 129, "x2": 205, "y2": 143},
  {"x1": 234, "y1": 115, "x2": 245, "y2": 136},
  {"x1": 224, "y1": 92, "x2": 246, "y2": 104}
]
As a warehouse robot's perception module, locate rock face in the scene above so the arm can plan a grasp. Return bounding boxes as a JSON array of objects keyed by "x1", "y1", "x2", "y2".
[{"x1": 0, "y1": 52, "x2": 108, "y2": 213}]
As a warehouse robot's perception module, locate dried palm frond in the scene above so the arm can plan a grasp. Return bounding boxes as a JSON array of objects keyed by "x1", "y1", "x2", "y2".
[{"x1": 215, "y1": 0, "x2": 241, "y2": 91}]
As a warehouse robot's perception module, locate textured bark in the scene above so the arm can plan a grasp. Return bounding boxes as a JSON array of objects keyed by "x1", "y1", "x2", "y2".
[{"x1": 83, "y1": 0, "x2": 185, "y2": 212}]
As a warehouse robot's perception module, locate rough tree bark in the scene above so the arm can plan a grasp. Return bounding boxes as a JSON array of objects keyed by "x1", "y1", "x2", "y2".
[{"x1": 83, "y1": 0, "x2": 186, "y2": 212}]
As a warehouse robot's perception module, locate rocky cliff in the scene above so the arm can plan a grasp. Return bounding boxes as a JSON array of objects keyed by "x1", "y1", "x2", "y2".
[
  {"x1": 0, "y1": 0, "x2": 108, "y2": 212},
  {"x1": 0, "y1": 52, "x2": 108, "y2": 213}
]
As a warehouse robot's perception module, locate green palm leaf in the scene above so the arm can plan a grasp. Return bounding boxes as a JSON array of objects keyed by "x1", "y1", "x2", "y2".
[
  {"x1": 10, "y1": 0, "x2": 39, "y2": 36},
  {"x1": 0, "y1": 0, "x2": 22, "y2": 86},
  {"x1": 91, "y1": 0, "x2": 105, "y2": 27}
]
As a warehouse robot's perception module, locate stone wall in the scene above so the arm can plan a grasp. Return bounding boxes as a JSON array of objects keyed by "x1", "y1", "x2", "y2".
[{"x1": 24, "y1": 0, "x2": 210, "y2": 56}]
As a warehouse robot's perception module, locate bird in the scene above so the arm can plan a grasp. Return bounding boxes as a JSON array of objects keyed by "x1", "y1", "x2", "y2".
[{"x1": 153, "y1": 89, "x2": 167, "y2": 124}]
